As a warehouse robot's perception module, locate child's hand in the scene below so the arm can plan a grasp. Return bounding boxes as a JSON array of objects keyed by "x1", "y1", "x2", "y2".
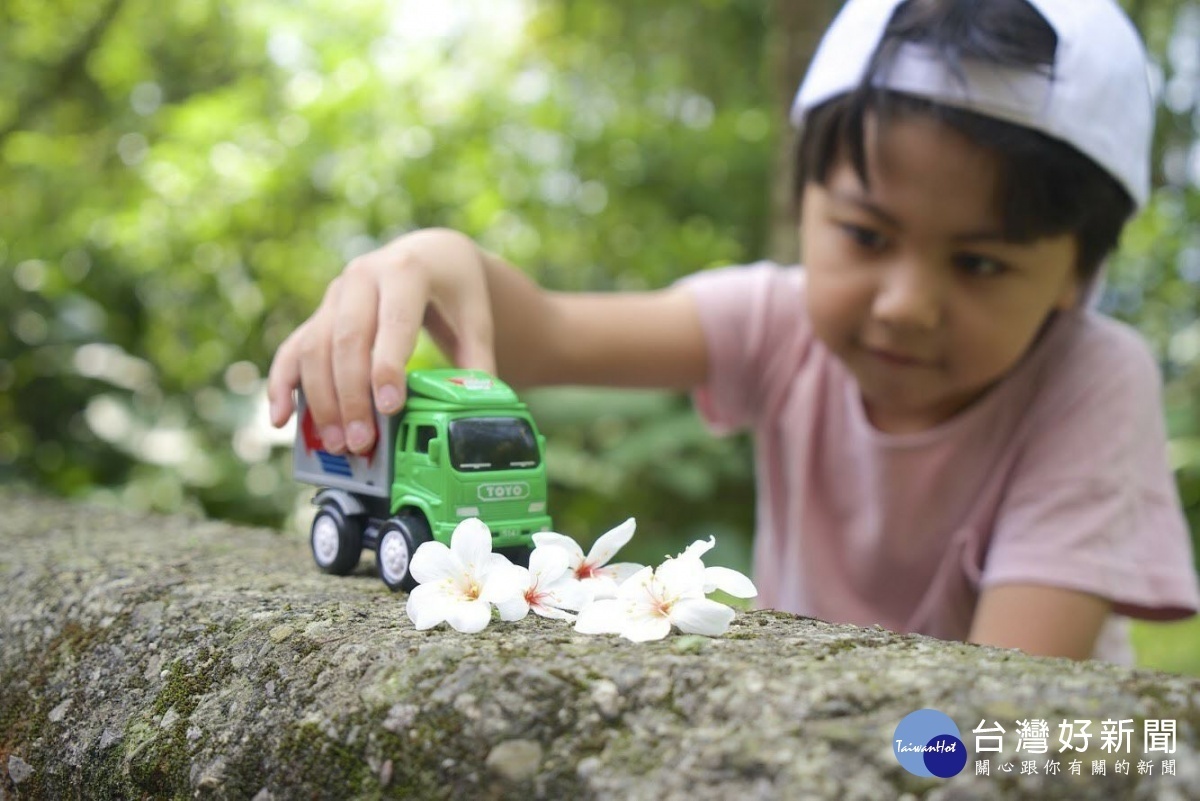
[{"x1": 266, "y1": 228, "x2": 496, "y2": 454}]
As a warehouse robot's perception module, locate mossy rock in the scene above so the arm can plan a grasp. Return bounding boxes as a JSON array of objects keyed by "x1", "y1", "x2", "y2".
[{"x1": 1, "y1": 491, "x2": 1196, "y2": 799}]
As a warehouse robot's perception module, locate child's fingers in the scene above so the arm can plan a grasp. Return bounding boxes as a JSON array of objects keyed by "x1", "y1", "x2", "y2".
[
  {"x1": 449, "y1": 276, "x2": 497, "y2": 375},
  {"x1": 331, "y1": 266, "x2": 380, "y2": 454},
  {"x1": 372, "y1": 268, "x2": 425, "y2": 415},
  {"x1": 266, "y1": 327, "x2": 302, "y2": 427},
  {"x1": 298, "y1": 282, "x2": 345, "y2": 453},
  {"x1": 422, "y1": 238, "x2": 497, "y2": 375}
]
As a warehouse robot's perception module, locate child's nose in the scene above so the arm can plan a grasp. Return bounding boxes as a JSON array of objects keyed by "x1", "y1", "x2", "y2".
[{"x1": 871, "y1": 261, "x2": 943, "y2": 331}]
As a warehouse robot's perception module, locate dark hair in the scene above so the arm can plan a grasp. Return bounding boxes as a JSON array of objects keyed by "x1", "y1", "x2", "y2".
[{"x1": 794, "y1": 0, "x2": 1135, "y2": 281}]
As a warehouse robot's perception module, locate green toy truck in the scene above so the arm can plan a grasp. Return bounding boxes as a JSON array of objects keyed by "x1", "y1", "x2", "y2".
[{"x1": 294, "y1": 369, "x2": 552, "y2": 591}]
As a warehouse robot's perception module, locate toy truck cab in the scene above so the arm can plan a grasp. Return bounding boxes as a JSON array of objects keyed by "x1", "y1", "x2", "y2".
[{"x1": 293, "y1": 369, "x2": 552, "y2": 591}]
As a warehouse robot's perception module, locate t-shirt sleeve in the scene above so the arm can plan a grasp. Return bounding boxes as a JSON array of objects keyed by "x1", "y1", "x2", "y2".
[
  {"x1": 980, "y1": 318, "x2": 1200, "y2": 621},
  {"x1": 677, "y1": 262, "x2": 813, "y2": 435}
]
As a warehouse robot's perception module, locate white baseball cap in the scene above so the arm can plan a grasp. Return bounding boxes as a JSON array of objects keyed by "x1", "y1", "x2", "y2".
[{"x1": 790, "y1": 0, "x2": 1154, "y2": 207}]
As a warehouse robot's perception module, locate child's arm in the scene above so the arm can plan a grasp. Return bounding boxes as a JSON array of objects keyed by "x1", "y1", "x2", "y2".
[
  {"x1": 968, "y1": 584, "x2": 1112, "y2": 660},
  {"x1": 266, "y1": 228, "x2": 708, "y2": 453}
]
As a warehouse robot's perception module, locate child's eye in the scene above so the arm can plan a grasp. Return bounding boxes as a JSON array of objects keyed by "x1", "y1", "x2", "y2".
[
  {"x1": 955, "y1": 254, "x2": 1008, "y2": 277},
  {"x1": 839, "y1": 224, "x2": 887, "y2": 251}
]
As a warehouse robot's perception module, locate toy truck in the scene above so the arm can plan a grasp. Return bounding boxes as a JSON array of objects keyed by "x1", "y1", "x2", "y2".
[{"x1": 294, "y1": 368, "x2": 552, "y2": 591}]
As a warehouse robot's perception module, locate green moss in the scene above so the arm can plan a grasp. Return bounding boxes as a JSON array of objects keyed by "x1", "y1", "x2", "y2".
[
  {"x1": 822, "y1": 639, "x2": 860, "y2": 657},
  {"x1": 670, "y1": 635, "x2": 709, "y2": 654},
  {"x1": 124, "y1": 716, "x2": 189, "y2": 796},
  {"x1": 117, "y1": 653, "x2": 235, "y2": 796},
  {"x1": 152, "y1": 659, "x2": 218, "y2": 718},
  {"x1": 595, "y1": 727, "x2": 661, "y2": 776},
  {"x1": 547, "y1": 668, "x2": 589, "y2": 692},
  {"x1": 272, "y1": 721, "x2": 379, "y2": 797},
  {"x1": 1, "y1": 620, "x2": 110, "y2": 755}
]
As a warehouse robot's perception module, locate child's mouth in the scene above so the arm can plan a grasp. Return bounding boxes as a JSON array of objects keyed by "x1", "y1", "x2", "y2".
[{"x1": 866, "y1": 347, "x2": 932, "y2": 368}]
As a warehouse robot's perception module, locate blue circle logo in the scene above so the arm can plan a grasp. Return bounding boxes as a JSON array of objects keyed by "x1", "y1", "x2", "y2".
[{"x1": 893, "y1": 709, "x2": 968, "y2": 778}]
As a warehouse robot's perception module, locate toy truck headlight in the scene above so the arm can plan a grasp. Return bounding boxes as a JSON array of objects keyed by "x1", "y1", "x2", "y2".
[
  {"x1": 527, "y1": 501, "x2": 545, "y2": 513},
  {"x1": 456, "y1": 506, "x2": 480, "y2": 517}
]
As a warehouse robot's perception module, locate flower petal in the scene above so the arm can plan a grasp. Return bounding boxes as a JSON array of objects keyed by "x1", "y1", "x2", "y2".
[
  {"x1": 405, "y1": 583, "x2": 449, "y2": 630},
  {"x1": 621, "y1": 613, "x2": 672, "y2": 642},
  {"x1": 598, "y1": 561, "x2": 645, "y2": 585},
  {"x1": 655, "y1": 556, "x2": 707, "y2": 597},
  {"x1": 409, "y1": 540, "x2": 459, "y2": 585},
  {"x1": 615, "y1": 565, "x2": 657, "y2": 601},
  {"x1": 585, "y1": 518, "x2": 636, "y2": 567},
  {"x1": 679, "y1": 536, "x2": 716, "y2": 561},
  {"x1": 531, "y1": 532, "x2": 585, "y2": 564},
  {"x1": 495, "y1": 596, "x2": 530, "y2": 622},
  {"x1": 670, "y1": 597, "x2": 736, "y2": 636},
  {"x1": 542, "y1": 578, "x2": 591, "y2": 612},
  {"x1": 481, "y1": 564, "x2": 528, "y2": 604},
  {"x1": 528, "y1": 544, "x2": 570, "y2": 583},
  {"x1": 450, "y1": 518, "x2": 494, "y2": 573},
  {"x1": 582, "y1": 575, "x2": 623, "y2": 601},
  {"x1": 530, "y1": 603, "x2": 577, "y2": 621},
  {"x1": 703, "y1": 566, "x2": 758, "y2": 598},
  {"x1": 574, "y1": 599, "x2": 627, "y2": 634},
  {"x1": 480, "y1": 552, "x2": 516, "y2": 580},
  {"x1": 444, "y1": 598, "x2": 493, "y2": 633}
]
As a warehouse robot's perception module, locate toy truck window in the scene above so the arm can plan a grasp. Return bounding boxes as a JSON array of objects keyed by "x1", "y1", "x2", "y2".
[
  {"x1": 448, "y1": 417, "x2": 539, "y2": 472},
  {"x1": 415, "y1": 425, "x2": 437, "y2": 454}
]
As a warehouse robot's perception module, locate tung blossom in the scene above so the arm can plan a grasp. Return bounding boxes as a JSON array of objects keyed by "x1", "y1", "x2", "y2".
[
  {"x1": 404, "y1": 518, "x2": 524, "y2": 633},
  {"x1": 403, "y1": 519, "x2": 755, "y2": 644},
  {"x1": 494, "y1": 545, "x2": 591, "y2": 622},
  {"x1": 533, "y1": 518, "x2": 644, "y2": 601},
  {"x1": 574, "y1": 550, "x2": 748, "y2": 642},
  {"x1": 675, "y1": 536, "x2": 758, "y2": 599}
]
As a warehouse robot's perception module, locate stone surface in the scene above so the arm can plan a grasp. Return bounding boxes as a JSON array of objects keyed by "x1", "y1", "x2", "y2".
[{"x1": 0, "y1": 490, "x2": 1197, "y2": 799}]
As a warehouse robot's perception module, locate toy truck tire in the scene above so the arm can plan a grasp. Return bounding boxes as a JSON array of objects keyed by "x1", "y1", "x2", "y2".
[
  {"x1": 377, "y1": 513, "x2": 432, "y2": 593},
  {"x1": 310, "y1": 505, "x2": 363, "y2": 575}
]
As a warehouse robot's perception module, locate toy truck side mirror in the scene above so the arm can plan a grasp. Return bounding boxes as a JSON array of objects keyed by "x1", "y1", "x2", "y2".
[{"x1": 427, "y1": 437, "x2": 444, "y2": 466}]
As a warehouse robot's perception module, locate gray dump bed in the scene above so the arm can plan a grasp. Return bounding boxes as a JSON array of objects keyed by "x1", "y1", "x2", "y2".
[{"x1": 292, "y1": 391, "x2": 398, "y2": 499}]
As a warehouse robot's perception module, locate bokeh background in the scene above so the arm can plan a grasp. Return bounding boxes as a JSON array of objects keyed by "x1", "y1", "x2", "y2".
[{"x1": 3, "y1": 0, "x2": 1199, "y2": 672}]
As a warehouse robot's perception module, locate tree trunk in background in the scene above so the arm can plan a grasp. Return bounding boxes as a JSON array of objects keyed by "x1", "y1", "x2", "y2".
[{"x1": 767, "y1": 0, "x2": 844, "y2": 265}]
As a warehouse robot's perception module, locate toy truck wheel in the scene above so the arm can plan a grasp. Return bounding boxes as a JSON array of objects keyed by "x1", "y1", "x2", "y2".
[
  {"x1": 377, "y1": 514, "x2": 432, "y2": 593},
  {"x1": 310, "y1": 506, "x2": 363, "y2": 575}
]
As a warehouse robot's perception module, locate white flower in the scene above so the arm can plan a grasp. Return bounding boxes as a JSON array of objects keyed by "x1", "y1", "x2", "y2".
[
  {"x1": 574, "y1": 555, "x2": 737, "y2": 642},
  {"x1": 674, "y1": 536, "x2": 758, "y2": 599},
  {"x1": 493, "y1": 546, "x2": 591, "y2": 622},
  {"x1": 404, "y1": 518, "x2": 524, "y2": 633},
  {"x1": 533, "y1": 518, "x2": 644, "y2": 600}
]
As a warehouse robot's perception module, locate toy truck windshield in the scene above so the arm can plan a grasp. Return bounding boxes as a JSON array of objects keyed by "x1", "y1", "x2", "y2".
[{"x1": 448, "y1": 417, "x2": 540, "y2": 472}]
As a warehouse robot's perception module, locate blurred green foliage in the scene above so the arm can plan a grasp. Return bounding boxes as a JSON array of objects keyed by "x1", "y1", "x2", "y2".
[
  {"x1": 2, "y1": 0, "x2": 1199, "y2": 666},
  {"x1": 0, "y1": 0, "x2": 770, "y2": 554}
]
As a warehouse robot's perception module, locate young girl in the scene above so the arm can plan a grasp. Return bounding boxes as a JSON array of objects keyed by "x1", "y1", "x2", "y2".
[{"x1": 268, "y1": 0, "x2": 1200, "y2": 664}]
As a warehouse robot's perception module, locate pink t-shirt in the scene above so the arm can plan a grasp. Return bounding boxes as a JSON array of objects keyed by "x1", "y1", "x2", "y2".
[{"x1": 684, "y1": 262, "x2": 1200, "y2": 665}]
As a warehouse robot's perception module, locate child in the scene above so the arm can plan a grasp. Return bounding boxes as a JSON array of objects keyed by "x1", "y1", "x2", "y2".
[{"x1": 268, "y1": 0, "x2": 1200, "y2": 664}]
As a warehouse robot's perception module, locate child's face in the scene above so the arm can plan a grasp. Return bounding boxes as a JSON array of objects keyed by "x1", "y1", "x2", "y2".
[{"x1": 800, "y1": 112, "x2": 1080, "y2": 434}]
